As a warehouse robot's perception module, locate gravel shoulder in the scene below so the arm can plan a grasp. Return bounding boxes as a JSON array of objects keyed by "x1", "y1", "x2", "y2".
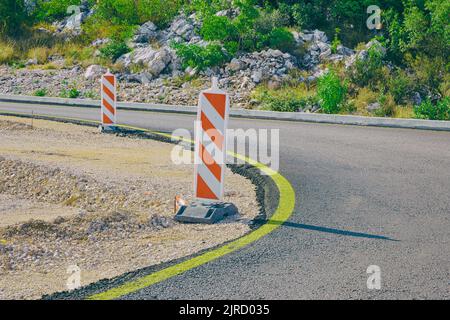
[{"x1": 0, "y1": 116, "x2": 259, "y2": 299}]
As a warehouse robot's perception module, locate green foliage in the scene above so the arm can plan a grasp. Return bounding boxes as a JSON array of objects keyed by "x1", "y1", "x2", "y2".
[
  {"x1": 185, "y1": 0, "x2": 232, "y2": 18},
  {"x1": 201, "y1": 15, "x2": 238, "y2": 42},
  {"x1": 267, "y1": 28, "x2": 295, "y2": 53},
  {"x1": 414, "y1": 98, "x2": 450, "y2": 121},
  {"x1": 348, "y1": 46, "x2": 384, "y2": 89},
  {"x1": 375, "y1": 93, "x2": 396, "y2": 117},
  {"x1": 331, "y1": 28, "x2": 341, "y2": 54},
  {"x1": 172, "y1": 43, "x2": 229, "y2": 71},
  {"x1": 0, "y1": 0, "x2": 29, "y2": 36},
  {"x1": 34, "y1": 88, "x2": 48, "y2": 97},
  {"x1": 388, "y1": 69, "x2": 412, "y2": 105},
  {"x1": 99, "y1": 41, "x2": 130, "y2": 61},
  {"x1": 406, "y1": 54, "x2": 448, "y2": 97},
  {"x1": 96, "y1": 0, "x2": 182, "y2": 27},
  {"x1": 35, "y1": 0, "x2": 85, "y2": 22},
  {"x1": 317, "y1": 70, "x2": 347, "y2": 114},
  {"x1": 254, "y1": 8, "x2": 289, "y2": 34},
  {"x1": 60, "y1": 88, "x2": 80, "y2": 99}
]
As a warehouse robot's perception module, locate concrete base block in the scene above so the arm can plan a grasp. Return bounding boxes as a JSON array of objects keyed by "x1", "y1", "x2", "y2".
[{"x1": 174, "y1": 201, "x2": 238, "y2": 224}]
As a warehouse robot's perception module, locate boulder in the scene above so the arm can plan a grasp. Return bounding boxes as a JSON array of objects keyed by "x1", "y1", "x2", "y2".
[
  {"x1": 367, "y1": 102, "x2": 381, "y2": 112},
  {"x1": 133, "y1": 21, "x2": 158, "y2": 43},
  {"x1": 147, "y1": 48, "x2": 171, "y2": 76},
  {"x1": 84, "y1": 65, "x2": 103, "y2": 80}
]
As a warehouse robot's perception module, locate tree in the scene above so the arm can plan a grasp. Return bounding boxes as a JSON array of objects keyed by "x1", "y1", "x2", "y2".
[{"x1": 0, "y1": 0, "x2": 29, "y2": 37}]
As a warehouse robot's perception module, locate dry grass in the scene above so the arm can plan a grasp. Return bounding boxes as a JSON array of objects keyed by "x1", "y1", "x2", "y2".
[
  {"x1": 0, "y1": 41, "x2": 16, "y2": 65},
  {"x1": 27, "y1": 47, "x2": 51, "y2": 64}
]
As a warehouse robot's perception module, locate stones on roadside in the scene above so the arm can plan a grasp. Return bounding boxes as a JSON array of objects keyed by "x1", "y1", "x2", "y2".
[
  {"x1": 84, "y1": 65, "x2": 104, "y2": 80},
  {"x1": 367, "y1": 102, "x2": 381, "y2": 112}
]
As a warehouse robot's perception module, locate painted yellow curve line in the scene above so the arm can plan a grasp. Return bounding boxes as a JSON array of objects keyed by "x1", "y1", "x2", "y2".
[{"x1": 0, "y1": 111, "x2": 296, "y2": 300}]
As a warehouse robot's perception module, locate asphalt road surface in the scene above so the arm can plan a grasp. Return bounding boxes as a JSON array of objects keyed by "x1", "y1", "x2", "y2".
[{"x1": 1, "y1": 101, "x2": 449, "y2": 299}]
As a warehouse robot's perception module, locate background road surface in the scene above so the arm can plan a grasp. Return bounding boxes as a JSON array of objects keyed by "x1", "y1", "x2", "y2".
[{"x1": 1, "y1": 101, "x2": 449, "y2": 299}]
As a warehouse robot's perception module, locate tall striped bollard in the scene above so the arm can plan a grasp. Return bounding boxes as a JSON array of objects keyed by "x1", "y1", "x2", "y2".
[
  {"x1": 174, "y1": 77, "x2": 237, "y2": 224},
  {"x1": 194, "y1": 77, "x2": 230, "y2": 201},
  {"x1": 100, "y1": 70, "x2": 117, "y2": 131}
]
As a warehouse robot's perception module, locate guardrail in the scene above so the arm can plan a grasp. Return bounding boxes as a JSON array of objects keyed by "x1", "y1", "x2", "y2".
[{"x1": 1, "y1": 94, "x2": 450, "y2": 131}]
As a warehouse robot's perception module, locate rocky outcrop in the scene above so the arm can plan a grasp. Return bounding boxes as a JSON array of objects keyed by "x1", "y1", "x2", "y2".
[{"x1": 295, "y1": 29, "x2": 354, "y2": 69}]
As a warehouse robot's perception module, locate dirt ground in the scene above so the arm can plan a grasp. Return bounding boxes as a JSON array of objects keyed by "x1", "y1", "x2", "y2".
[{"x1": 0, "y1": 116, "x2": 259, "y2": 299}]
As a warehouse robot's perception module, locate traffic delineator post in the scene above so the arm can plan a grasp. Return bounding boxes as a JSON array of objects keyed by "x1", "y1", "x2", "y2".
[
  {"x1": 101, "y1": 70, "x2": 117, "y2": 131},
  {"x1": 194, "y1": 77, "x2": 230, "y2": 202}
]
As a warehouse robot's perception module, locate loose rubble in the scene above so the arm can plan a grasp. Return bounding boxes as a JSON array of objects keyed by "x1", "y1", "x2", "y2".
[
  {"x1": 0, "y1": 6, "x2": 362, "y2": 109},
  {"x1": 0, "y1": 117, "x2": 259, "y2": 299}
]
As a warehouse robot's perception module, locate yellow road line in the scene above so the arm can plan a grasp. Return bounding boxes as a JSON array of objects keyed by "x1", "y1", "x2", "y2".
[{"x1": 0, "y1": 111, "x2": 296, "y2": 300}]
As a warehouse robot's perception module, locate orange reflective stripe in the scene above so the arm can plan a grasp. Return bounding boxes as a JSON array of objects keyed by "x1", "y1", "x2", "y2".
[
  {"x1": 102, "y1": 84, "x2": 115, "y2": 102},
  {"x1": 204, "y1": 93, "x2": 226, "y2": 119},
  {"x1": 196, "y1": 174, "x2": 219, "y2": 200},
  {"x1": 199, "y1": 143, "x2": 222, "y2": 181},
  {"x1": 102, "y1": 113, "x2": 113, "y2": 124},
  {"x1": 201, "y1": 112, "x2": 223, "y2": 149},
  {"x1": 102, "y1": 98, "x2": 115, "y2": 115}
]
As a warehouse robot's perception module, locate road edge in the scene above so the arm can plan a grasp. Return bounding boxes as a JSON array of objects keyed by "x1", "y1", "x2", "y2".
[
  {"x1": 1, "y1": 94, "x2": 450, "y2": 131},
  {"x1": 0, "y1": 111, "x2": 295, "y2": 300}
]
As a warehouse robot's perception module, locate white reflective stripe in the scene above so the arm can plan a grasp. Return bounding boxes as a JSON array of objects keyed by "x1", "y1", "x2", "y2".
[
  {"x1": 102, "y1": 77, "x2": 115, "y2": 94},
  {"x1": 201, "y1": 131, "x2": 224, "y2": 165},
  {"x1": 200, "y1": 94, "x2": 225, "y2": 134},
  {"x1": 101, "y1": 92, "x2": 116, "y2": 110},
  {"x1": 197, "y1": 163, "x2": 222, "y2": 197},
  {"x1": 101, "y1": 105, "x2": 115, "y2": 122}
]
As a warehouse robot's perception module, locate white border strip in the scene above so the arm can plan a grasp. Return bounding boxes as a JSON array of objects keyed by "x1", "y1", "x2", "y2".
[{"x1": 1, "y1": 95, "x2": 450, "y2": 131}]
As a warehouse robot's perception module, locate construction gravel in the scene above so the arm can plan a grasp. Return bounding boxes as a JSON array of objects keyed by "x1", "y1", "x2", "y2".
[{"x1": 0, "y1": 116, "x2": 259, "y2": 299}]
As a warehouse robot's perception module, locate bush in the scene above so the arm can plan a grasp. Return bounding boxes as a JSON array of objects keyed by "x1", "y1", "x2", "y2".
[
  {"x1": 388, "y1": 69, "x2": 413, "y2": 105},
  {"x1": 375, "y1": 93, "x2": 396, "y2": 117},
  {"x1": 35, "y1": 0, "x2": 84, "y2": 22},
  {"x1": 96, "y1": 0, "x2": 182, "y2": 27},
  {"x1": 34, "y1": 88, "x2": 47, "y2": 97},
  {"x1": 0, "y1": 0, "x2": 29, "y2": 36},
  {"x1": 99, "y1": 41, "x2": 130, "y2": 61},
  {"x1": 414, "y1": 98, "x2": 450, "y2": 120},
  {"x1": 348, "y1": 46, "x2": 384, "y2": 89},
  {"x1": 201, "y1": 15, "x2": 238, "y2": 42},
  {"x1": 264, "y1": 96, "x2": 304, "y2": 112},
  {"x1": 27, "y1": 47, "x2": 50, "y2": 64},
  {"x1": 60, "y1": 88, "x2": 80, "y2": 99},
  {"x1": 317, "y1": 70, "x2": 347, "y2": 114},
  {"x1": 0, "y1": 42, "x2": 16, "y2": 64},
  {"x1": 331, "y1": 28, "x2": 341, "y2": 54},
  {"x1": 254, "y1": 9, "x2": 290, "y2": 34},
  {"x1": 267, "y1": 27, "x2": 295, "y2": 53},
  {"x1": 172, "y1": 43, "x2": 229, "y2": 71}
]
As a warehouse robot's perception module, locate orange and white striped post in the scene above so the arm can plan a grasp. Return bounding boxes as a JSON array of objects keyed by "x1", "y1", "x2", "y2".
[
  {"x1": 194, "y1": 78, "x2": 230, "y2": 201},
  {"x1": 101, "y1": 70, "x2": 117, "y2": 129}
]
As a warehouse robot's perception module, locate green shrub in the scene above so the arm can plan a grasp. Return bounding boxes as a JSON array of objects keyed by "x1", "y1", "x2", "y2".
[
  {"x1": 201, "y1": 15, "x2": 238, "y2": 42},
  {"x1": 172, "y1": 43, "x2": 229, "y2": 71},
  {"x1": 348, "y1": 45, "x2": 384, "y2": 89},
  {"x1": 60, "y1": 88, "x2": 80, "y2": 99},
  {"x1": 254, "y1": 9, "x2": 290, "y2": 34},
  {"x1": 35, "y1": 0, "x2": 84, "y2": 22},
  {"x1": 414, "y1": 98, "x2": 450, "y2": 120},
  {"x1": 388, "y1": 69, "x2": 412, "y2": 105},
  {"x1": 0, "y1": 0, "x2": 29, "y2": 36},
  {"x1": 264, "y1": 96, "x2": 303, "y2": 112},
  {"x1": 331, "y1": 28, "x2": 341, "y2": 54},
  {"x1": 96, "y1": 0, "x2": 182, "y2": 27},
  {"x1": 34, "y1": 88, "x2": 47, "y2": 97},
  {"x1": 317, "y1": 70, "x2": 347, "y2": 114},
  {"x1": 375, "y1": 93, "x2": 396, "y2": 117},
  {"x1": 267, "y1": 27, "x2": 295, "y2": 53},
  {"x1": 99, "y1": 41, "x2": 130, "y2": 61}
]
